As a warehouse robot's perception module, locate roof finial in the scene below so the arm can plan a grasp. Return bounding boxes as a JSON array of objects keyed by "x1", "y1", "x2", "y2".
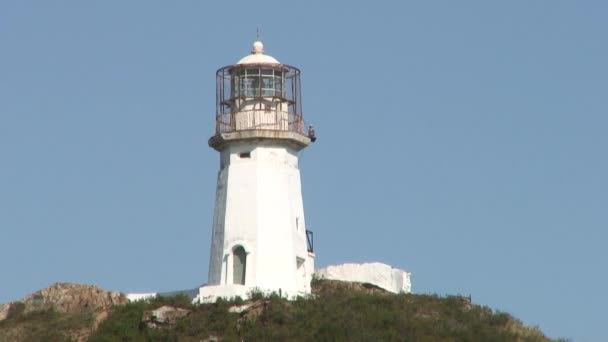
[{"x1": 252, "y1": 28, "x2": 264, "y2": 54}]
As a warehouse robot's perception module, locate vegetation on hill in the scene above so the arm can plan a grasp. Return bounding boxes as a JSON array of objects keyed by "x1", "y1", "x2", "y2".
[
  {"x1": 0, "y1": 279, "x2": 564, "y2": 342},
  {"x1": 0, "y1": 302, "x2": 96, "y2": 342}
]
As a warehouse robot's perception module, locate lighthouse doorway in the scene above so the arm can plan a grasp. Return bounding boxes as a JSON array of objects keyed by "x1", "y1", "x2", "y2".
[{"x1": 233, "y1": 246, "x2": 247, "y2": 285}]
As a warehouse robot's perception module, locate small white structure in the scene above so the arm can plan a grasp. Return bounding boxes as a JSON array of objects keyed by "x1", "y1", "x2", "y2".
[
  {"x1": 315, "y1": 263, "x2": 412, "y2": 294},
  {"x1": 197, "y1": 40, "x2": 316, "y2": 303},
  {"x1": 126, "y1": 292, "x2": 157, "y2": 302}
]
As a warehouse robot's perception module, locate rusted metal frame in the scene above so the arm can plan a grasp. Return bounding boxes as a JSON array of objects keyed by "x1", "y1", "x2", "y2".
[
  {"x1": 215, "y1": 63, "x2": 307, "y2": 135},
  {"x1": 215, "y1": 70, "x2": 219, "y2": 133}
]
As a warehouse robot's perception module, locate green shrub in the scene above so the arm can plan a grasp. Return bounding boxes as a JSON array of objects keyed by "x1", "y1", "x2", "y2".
[{"x1": 84, "y1": 281, "x2": 558, "y2": 341}]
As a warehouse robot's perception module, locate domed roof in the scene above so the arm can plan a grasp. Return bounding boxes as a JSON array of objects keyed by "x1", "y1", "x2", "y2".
[{"x1": 236, "y1": 40, "x2": 280, "y2": 65}]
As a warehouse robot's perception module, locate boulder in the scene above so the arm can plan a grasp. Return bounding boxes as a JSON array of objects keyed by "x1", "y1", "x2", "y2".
[
  {"x1": 228, "y1": 300, "x2": 268, "y2": 319},
  {"x1": 0, "y1": 283, "x2": 128, "y2": 342},
  {"x1": 142, "y1": 305, "x2": 190, "y2": 328},
  {"x1": 0, "y1": 302, "x2": 11, "y2": 321},
  {"x1": 21, "y1": 282, "x2": 127, "y2": 314}
]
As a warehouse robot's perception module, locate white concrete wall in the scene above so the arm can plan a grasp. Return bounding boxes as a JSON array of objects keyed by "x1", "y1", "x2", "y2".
[
  {"x1": 197, "y1": 285, "x2": 250, "y2": 303},
  {"x1": 315, "y1": 262, "x2": 411, "y2": 294},
  {"x1": 202, "y1": 141, "x2": 313, "y2": 302},
  {"x1": 126, "y1": 293, "x2": 157, "y2": 302}
]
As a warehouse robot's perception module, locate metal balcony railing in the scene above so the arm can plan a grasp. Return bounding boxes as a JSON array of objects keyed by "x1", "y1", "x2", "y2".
[{"x1": 215, "y1": 110, "x2": 308, "y2": 135}]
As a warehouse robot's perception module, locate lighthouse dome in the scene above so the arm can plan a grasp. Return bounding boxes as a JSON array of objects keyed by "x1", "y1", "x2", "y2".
[{"x1": 237, "y1": 40, "x2": 280, "y2": 65}]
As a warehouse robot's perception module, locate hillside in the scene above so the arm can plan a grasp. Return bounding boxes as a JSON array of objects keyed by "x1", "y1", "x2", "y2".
[{"x1": 0, "y1": 280, "x2": 561, "y2": 342}]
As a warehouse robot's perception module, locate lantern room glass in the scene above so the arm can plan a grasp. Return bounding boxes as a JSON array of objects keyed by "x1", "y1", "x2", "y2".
[{"x1": 231, "y1": 68, "x2": 284, "y2": 98}]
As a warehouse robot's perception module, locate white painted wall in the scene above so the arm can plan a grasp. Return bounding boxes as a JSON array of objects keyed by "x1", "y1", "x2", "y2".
[
  {"x1": 315, "y1": 262, "x2": 412, "y2": 294},
  {"x1": 126, "y1": 293, "x2": 157, "y2": 302},
  {"x1": 200, "y1": 140, "x2": 313, "y2": 302}
]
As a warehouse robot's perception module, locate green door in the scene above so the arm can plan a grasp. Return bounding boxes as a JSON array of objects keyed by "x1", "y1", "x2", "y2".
[{"x1": 233, "y1": 246, "x2": 246, "y2": 285}]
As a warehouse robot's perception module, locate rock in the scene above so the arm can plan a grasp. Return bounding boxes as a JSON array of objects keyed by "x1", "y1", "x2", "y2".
[
  {"x1": 228, "y1": 300, "x2": 270, "y2": 332},
  {"x1": 228, "y1": 300, "x2": 268, "y2": 319},
  {"x1": 21, "y1": 282, "x2": 127, "y2": 314},
  {"x1": 0, "y1": 282, "x2": 127, "y2": 323},
  {"x1": 315, "y1": 262, "x2": 412, "y2": 294},
  {"x1": 228, "y1": 302, "x2": 253, "y2": 314},
  {"x1": 0, "y1": 283, "x2": 128, "y2": 342},
  {"x1": 142, "y1": 305, "x2": 190, "y2": 328},
  {"x1": 0, "y1": 302, "x2": 12, "y2": 321}
]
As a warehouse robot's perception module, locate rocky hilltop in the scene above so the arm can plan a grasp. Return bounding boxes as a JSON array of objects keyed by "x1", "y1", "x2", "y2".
[
  {"x1": 0, "y1": 280, "x2": 559, "y2": 342},
  {"x1": 0, "y1": 283, "x2": 127, "y2": 342},
  {"x1": 1, "y1": 282, "x2": 127, "y2": 317}
]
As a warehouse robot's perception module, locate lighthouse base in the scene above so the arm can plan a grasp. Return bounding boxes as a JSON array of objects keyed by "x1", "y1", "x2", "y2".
[
  {"x1": 195, "y1": 284, "x2": 310, "y2": 304},
  {"x1": 195, "y1": 285, "x2": 250, "y2": 304}
]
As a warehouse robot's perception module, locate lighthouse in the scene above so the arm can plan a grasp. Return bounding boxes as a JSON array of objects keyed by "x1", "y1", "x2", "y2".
[{"x1": 198, "y1": 40, "x2": 316, "y2": 302}]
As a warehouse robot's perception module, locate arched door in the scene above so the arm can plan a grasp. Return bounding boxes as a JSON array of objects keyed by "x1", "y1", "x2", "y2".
[{"x1": 233, "y1": 246, "x2": 247, "y2": 285}]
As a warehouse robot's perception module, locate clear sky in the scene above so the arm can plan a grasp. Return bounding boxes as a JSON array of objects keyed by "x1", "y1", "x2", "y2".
[{"x1": 1, "y1": 1, "x2": 606, "y2": 341}]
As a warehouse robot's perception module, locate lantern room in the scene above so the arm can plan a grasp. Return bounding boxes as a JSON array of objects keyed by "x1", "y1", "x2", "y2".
[{"x1": 215, "y1": 41, "x2": 306, "y2": 136}]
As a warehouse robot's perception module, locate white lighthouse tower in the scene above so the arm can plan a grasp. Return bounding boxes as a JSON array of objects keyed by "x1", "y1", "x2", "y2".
[{"x1": 198, "y1": 40, "x2": 316, "y2": 302}]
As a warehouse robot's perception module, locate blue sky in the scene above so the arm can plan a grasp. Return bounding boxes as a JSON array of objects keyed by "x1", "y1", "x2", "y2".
[{"x1": 1, "y1": 1, "x2": 606, "y2": 341}]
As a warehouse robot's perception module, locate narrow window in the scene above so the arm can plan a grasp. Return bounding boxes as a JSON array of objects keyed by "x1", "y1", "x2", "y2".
[
  {"x1": 239, "y1": 152, "x2": 251, "y2": 158},
  {"x1": 233, "y1": 246, "x2": 247, "y2": 285}
]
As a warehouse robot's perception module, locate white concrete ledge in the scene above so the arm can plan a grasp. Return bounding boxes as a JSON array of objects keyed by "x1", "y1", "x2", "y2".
[
  {"x1": 209, "y1": 130, "x2": 311, "y2": 151},
  {"x1": 315, "y1": 262, "x2": 411, "y2": 294}
]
